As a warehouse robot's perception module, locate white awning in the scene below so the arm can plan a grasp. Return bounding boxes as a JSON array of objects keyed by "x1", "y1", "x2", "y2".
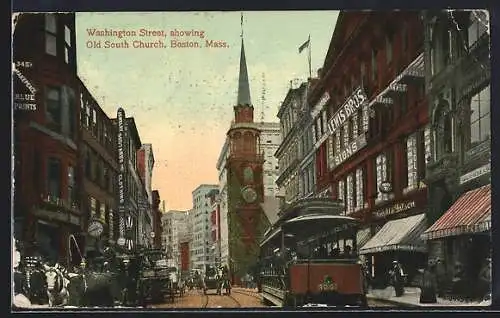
[
  {"x1": 356, "y1": 227, "x2": 371, "y2": 250},
  {"x1": 359, "y1": 213, "x2": 427, "y2": 255}
]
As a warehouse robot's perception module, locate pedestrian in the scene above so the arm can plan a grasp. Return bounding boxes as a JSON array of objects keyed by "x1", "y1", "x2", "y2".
[
  {"x1": 390, "y1": 260, "x2": 405, "y2": 297},
  {"x1": 420, "y1": 259, "x2": 438, "y2": 304},
  {"x1": 435, "y1": 258, "x2": 446, "y2": 297},
  {"x1": 478, "y1": 258, "x2": 491, "y2": 299}
]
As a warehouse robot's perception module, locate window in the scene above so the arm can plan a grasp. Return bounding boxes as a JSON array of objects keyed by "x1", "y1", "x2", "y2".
[
  {"x1": 346, "y1": 174, "x2": 354, "y2": 214},
  {"x1": 351, "y1": 116, "x2": 358, "y2": 139},
  {"x1": 386, "y1": 34, "x2": 393, "y2": 64},
  {"x1": 47, "y1": 158, "x2": 61, "y2": 200},
  {"x1": 100, "y1": 203, "x2": 106, "y2": 223},
  {"x1": 343, "y1": 122, "x2": 349, "y2": 147},
  {"x1": 90, "y1": 197, "x2": 97, "y2": 217},
  {"x1": 322, "y1": 110, "x2": 328, "y2": 135},
  {"x1": 469, "y1": 85, "x2": 490, "y2": 147},
  {"x1": 375, "y1": 153, "x2": 387, "y2": 202},
  {"x1": 64, "y1": 25, "x2": 72, "y2": 64},
  {"x1": 68, "y1": 165, "x2": 76, "y2": 206},
  {"x1": 44, "y1": 14, "x2": 57, "y2": 56},
  {"x1": 355, "y1": 168, "x2": 364, "y2": 210},
  {"x1": 424, "y1": 126, "x2": 432, "y2": 163},
  {"x1": 371, "y1": 49, "x2": 378, "y2": 82},
  {"x1": 468, "y1": 11, "x2": 488, "y2": 48},
  {"x1": 405, "y1": 134, "x2": 418, "y2": 191},
  {"x1": 46, "y1": 87, "x2": 61, "y2": 132},
  {"x1": 86, "y1": 104, "x2": 91, "y2": 127},
  {"x1": 338, "y1": 179, "x2": 345, "y2": 204},
  {"x1": 327, "y1": 135, "x2": 335, "y2": 169}
]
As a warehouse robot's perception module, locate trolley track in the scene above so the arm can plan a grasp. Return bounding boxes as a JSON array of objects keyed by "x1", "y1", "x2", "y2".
[
  {"x1": 200, "y1": 290, "x2": 241, "y2": 308},
  {"x1": 232, "y1": 289, "x2": 262, "y2": 301}
]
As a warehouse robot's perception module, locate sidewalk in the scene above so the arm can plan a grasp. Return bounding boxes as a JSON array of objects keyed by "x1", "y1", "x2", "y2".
[{"x1": 367, "y1": 287, "x2": 491, "y2": 307}]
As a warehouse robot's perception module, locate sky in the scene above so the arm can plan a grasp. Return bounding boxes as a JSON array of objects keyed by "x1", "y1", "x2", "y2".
[{"x1": 75, "y1": 11, "x2": 339, "y2": 211}]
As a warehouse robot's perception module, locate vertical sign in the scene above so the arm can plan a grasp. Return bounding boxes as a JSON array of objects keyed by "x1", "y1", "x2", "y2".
[{"x1": 117, "y1": 107, "x2": 127, "y2": 246}]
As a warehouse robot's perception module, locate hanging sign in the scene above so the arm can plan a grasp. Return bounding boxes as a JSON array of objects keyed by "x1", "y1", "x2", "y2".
[
  {"x1": 88, "y1": 219, "x2": 104, "y2": 238},
  {"x1": 327, "y1": 87, "x2": 367, "y2": 134}
]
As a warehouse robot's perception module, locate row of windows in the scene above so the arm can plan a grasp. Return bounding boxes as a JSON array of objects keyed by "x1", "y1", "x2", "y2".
[
  {"x1": 44, "y1": 14, "x2": 74, "y2": 65},
  {"x1": 430, "y1": 11, "x2": 489, "y2": 76},
  {"x1": 278, "y1": 142, "x2": 298, "y2": 176},
  {"x1": 299, "y1": 163, "x2": 316, "y2": 197},
  {"x1": 80, "y1": 94, "x2": 116, "y2": 154},
  {"x1": 84, "y1": 148, "x2": 115, "y2": 194},
  {"x1": 434, "y1": 85, "x2": 490, "y2": 160},
  {"x1": 336, "y1": 128, "x2": 430, "y2": 213}
]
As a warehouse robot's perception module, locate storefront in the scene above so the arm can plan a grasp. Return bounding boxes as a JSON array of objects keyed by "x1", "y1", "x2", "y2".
[
  {"x1": 421, "y1": 184, "x2": 491, "y2": 299},
  {"x1": 359, "y1": 193, "x2": 428, "y2": 287}
]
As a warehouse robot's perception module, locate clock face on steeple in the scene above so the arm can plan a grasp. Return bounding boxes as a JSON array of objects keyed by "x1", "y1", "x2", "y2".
[{"x1": 241, "y1": 186, "x2": 258, "y2": 203}]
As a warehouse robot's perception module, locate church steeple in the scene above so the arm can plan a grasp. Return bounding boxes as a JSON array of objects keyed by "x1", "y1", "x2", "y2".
[{"x1": 236, "y1": 14, "x2": 252, "y2": 107}]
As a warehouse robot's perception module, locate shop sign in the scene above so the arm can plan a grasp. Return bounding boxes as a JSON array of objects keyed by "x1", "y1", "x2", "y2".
[
  {"x1": 13, "y1": 61, "x2": 37, "y2": 111},
  {"x1": 333, "y1": 134, "x2": 367, "y2": 167},
  {"x1": 459, "y1": 163, "x2": 490, "y2": 185},
  {"x1": 117, "y1": 108, "x2": 126, "y2": 208},
  {"x1": 327, "y1": 87, "x2": 367, "y2": 134},
  {"x1": 372, "y1": 201, "x2": 416, "y2": 219}
]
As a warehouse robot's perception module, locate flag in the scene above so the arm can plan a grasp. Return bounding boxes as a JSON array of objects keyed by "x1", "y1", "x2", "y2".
[{"x1": 298, "y1": 36, "x2": 310, "y2": 53}]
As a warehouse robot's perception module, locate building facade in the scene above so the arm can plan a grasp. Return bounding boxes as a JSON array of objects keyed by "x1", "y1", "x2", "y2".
[
  {"x1": 207, "y1": 189, "x2": 221, "y2": 266},
  {"x1": 190, "y1": 184, "x2": 219, "y2": 271},
  {"x1": 275, "y1": 82, "x2": 307, "y2": 206},
  {"x1": 161, "y1": 210, "x2": 188, "y2": 269},
  {"x1": 137, "y1": 144, "x2": 155, "y2": 247},
  {"x1": 13, "y1": 13, "x2": 82, "y2": 264},
  {"x1": 151, "y1": 190, "x2": 163, "y2": 249},
  {"x1": 420, "y1": 10, "x2": 491, "y2": 299},
  {"x1": 78, "y1": 78, "x2": 119, "y2": 259},
  {"x1": 112, "y1": 111, "x2": 145, "y2": 251},
  {"x1": 259, "y1": 123, "x2": 281, "y2": 197},
  {"x1": 308, "y1": 11, "x2": 430, "y2": 284},
  {"x1": 216, "y1": 138, "x2": 230, "y2": 267}
]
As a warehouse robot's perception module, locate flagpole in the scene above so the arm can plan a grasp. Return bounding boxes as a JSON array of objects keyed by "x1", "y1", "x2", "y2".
[{"x1": 308, "y1": 34, "x2": 312, "y2": 79}]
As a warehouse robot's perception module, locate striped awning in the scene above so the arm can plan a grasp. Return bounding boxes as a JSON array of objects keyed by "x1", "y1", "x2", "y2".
[
  {"x1": 421, "y1": 184, "x2": 491, "y2": 241},
  {"x1": 359, "y1": 213, "x2": 427, "y2": 255},
  {"x1": 356, "y1": 227, "x2": 371, "y2": 250}
]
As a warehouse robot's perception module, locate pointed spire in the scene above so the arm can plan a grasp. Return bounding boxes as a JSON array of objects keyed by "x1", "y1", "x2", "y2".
[{"x1": 237, "y1": 13, "x2": 252, "y2": 106}]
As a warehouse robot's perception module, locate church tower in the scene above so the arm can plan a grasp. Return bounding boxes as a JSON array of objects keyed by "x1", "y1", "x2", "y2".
[{"x1": 226, "y1": 14, "x2": 268, "y2": 283}]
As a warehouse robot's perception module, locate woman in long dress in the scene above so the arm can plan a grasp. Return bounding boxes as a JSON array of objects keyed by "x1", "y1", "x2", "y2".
[{"x1": 419, "y1": 260, "x2": 438, "y2": 304}]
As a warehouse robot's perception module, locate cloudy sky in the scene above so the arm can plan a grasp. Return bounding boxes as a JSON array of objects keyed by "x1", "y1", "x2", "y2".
[{"x1": 76, "y1": 11, "x2": 339, "y2": 211}]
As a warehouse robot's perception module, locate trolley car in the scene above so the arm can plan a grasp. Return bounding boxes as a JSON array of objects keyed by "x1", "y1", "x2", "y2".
[{"x1": 259, "y1": 198, "x2": 367, "y2": 308}]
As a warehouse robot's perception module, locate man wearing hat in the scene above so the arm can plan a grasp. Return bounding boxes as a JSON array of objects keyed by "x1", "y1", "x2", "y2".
[{"x1": 389, "y1": 260, "x2": 405, "y2": 297}]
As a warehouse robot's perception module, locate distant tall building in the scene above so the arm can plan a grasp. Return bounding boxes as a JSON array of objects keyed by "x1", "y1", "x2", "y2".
[
  {"x1": 190, "y1": 184, "x2": 218, "y2": 271},
  {"x1": 137, "y1": 144, "x2": 155, "y2": 246},
  {"x1": 161, "y1": 210, "x2": 188, "y2": 269},
  {"x1": 151, "y1": 190, "x2": 163, "y2": 248}
]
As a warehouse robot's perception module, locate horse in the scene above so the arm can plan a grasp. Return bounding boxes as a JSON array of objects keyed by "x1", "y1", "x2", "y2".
[
  {"x1": 43, "y1": 264, "x2": 70, "y2": 307},
  {"x1": 217, "y1": 267, "x2": 231, "y2": 295}
]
